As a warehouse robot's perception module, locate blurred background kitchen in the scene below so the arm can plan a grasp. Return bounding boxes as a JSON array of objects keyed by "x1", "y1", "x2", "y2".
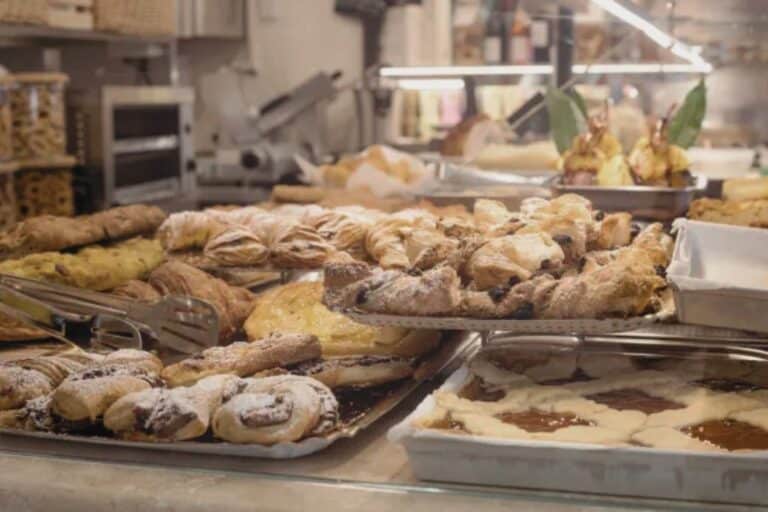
[{"x1": 0, "y1": 0, "x2": 764, "y2": 221}]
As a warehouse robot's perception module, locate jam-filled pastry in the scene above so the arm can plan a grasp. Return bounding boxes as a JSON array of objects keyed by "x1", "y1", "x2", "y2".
[
  {"x1": 351, "y1": 266, "x2": 462, "y2": 316},
  {"x1": 0, "y1": 351, "x2": 102, "y2": 410},
  {"x1": 149, "y1": 261, "x2": 256, "y2": 341},
  {"x1": 212, "y1": 375, "x2": 339, "y2": 444},
  {"x1": 161, "y1": 333, "x2": 322, "y2": 388},
  {"x1": 203, "y1": 226, "x2": 270, "y2": 267},
  {"x1": 52, "y1": 351, "x2": 163, "y2": 421},
  {"x1": 157, "y1": 211, "x2": 228, "y2": 251},
  {"x1": 104, "y1": 374, "x2": 241, "y2": 442},
  {"x1": 467, "y1": 233, "x2": 565, "y2": 290},
  {"x1": 290, "y1": 355, "x2": 415, "y2": 388}
]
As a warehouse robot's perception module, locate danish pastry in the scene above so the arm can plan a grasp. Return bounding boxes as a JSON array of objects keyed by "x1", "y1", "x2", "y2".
[
  {"x1": 161, "y1": 332, "x2": 321, "y2": 387},
  {"x1": 104, "y1": 374, "x2": 241, "y2": 442},
  {"x1": 212, "y1": 375, "x2": 339, "y2": 444}
]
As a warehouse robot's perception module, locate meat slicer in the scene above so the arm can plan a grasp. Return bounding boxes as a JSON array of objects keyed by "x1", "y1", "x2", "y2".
[{"x1": 196, "y1": 71, "x2": 341, "y2": 204}]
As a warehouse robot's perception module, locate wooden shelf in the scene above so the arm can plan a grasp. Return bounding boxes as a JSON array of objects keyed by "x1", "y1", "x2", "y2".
[{"x1": 0, "y1": 23, "x2": 174, "y2": 45}]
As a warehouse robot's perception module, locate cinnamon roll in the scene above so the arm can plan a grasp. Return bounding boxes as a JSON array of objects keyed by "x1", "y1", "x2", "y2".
[{"x1": 212, "y1": 375, "x2": 339, "y2": 444}]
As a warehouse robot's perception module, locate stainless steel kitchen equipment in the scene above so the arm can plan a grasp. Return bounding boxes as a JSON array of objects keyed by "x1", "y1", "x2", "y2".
[
  {"x1": 177, "y1": 0, "x2": 245, "y2": 39},
  {"x1": 68, "y1": 85, "x2": 195, "y2": 209}
]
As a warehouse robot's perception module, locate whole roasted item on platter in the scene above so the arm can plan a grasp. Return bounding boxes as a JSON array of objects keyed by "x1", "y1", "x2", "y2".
[
  {"x1": 323, "y1": 194, "x2": 674, "y2": 329},
  {"x1": 390, "y1": 340, "x2": 768, "y2": 504},
  {"x1": 0, "y1": 204, "x2": 167, "y2": 260}
]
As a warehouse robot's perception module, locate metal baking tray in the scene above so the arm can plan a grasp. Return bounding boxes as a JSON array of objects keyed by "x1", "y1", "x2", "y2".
[
  {"x1": 549, "y1": 175, "x2": 706, "y2": 221},
  {"x1": 668, "y1": 219, "x2": 768, "y2": 334},
  {"x1": 0, "y1": 332, "x2": 478, "y2": 459},
  {"x1": 343, "y1": 310, "x2": 673, "y2": 335},
  {"x1": 390, "y1": 340, "x2": 768, "y2": 505}
]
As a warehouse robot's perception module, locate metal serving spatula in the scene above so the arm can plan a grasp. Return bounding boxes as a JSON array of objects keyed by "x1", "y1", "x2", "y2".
[{"x1": 0, "y1": 273, "x2": 219, "y2": 355}]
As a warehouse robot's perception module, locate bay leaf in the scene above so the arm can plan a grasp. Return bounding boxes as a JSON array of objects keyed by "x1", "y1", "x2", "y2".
[
  {"x1": 668, "y1": 79, "x2": 707, "y2": 149},
  {"x1": 546, "y1": 86, "x2": 586, "y2": 154}
]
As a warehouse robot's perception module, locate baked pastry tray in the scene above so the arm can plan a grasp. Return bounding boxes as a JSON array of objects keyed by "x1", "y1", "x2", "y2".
[
  {"x1": 389, "y1": 363, "x2": 768, "y2": 506},
  {"x1": 343, "y1": 310, "x2": 673, "y2": 335},
  {"x1": 0, "y1": 332, "x2": 479, "y2": 459}
]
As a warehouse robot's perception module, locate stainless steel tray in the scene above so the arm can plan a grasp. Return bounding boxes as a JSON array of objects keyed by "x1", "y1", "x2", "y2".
[
  {"x1": 390, "y1": 360, "x2": 768, "y2": 505},
  {"x1": 0, "y1": 332, "x2": 479, "y2": 459},
  {"x1": 668, "y1": 219, "x2": 768, "y2": 334},
  {"x1": 343, "y1": 310, "x2": 672, "y2": 335},
  {"x1": 550, "y1": 175, "x2": 706, "y2": 221}
]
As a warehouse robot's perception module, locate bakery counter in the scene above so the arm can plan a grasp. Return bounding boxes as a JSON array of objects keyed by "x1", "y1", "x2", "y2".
[{"x1": 0, "y1": 389, "x2": 755, "y2": 512}]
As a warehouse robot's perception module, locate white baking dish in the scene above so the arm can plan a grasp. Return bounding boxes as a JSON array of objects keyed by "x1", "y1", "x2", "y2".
[
  {"x1": 390, "y1": 365, "x2": 768, "y2": 506},
  {"x1": 668, "y1": 219, "x2": 768, "y2": 334}
]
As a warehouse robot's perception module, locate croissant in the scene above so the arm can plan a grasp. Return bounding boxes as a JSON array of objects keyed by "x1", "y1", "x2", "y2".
[
  {"x1": 149, "y1": 261, "x2": 255, "y2": 341},
  {"x1": 212, "y1": 375, "x2": 339, "y2": 444},
  {"x1": 104, "y1": 374, "x2": 241, "y2": 442}
]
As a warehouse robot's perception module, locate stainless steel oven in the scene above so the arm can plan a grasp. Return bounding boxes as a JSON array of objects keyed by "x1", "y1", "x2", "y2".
[{"x1": 69, "y1": 86, "x2": 196, "y2": 208}]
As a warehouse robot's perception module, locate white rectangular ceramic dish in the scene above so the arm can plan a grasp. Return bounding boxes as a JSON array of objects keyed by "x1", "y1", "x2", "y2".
[
  {"x1": 390, "y1": 364, "x2": 768, "y2": 505},
  {"x1": 668, "y1": 219, "x2": 768, "y2": 334}
]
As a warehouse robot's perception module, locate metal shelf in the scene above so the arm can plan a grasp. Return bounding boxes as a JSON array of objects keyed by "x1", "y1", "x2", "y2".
[{"x1": 0, "y1": 23, "x2": 174, "y2": 44}]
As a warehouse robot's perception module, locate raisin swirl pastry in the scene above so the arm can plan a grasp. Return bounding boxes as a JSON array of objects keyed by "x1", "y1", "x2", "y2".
[
  {"x1": 51, "y1": 350, "x2": 163, "y2": 422},
  {"x1": 212, "y1": 375, "x2": 339, "y2": 444},
  {"x1": 104, "y1": 374, "x2": 241, "y2": 442}
]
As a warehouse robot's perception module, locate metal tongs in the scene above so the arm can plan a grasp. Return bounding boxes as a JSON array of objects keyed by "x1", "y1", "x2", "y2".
[
  {"x1": 482, "y1": 333, "x2": 768, "y2": 363},
  {"x1": 0, "y1": 274, "x2": 219, "y2": 355}
]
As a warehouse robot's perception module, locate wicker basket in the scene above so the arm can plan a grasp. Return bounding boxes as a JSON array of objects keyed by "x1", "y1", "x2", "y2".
[
  {"x1": 0, "y1": 0, "x2": 48, "y2": 25},
  {"x1": 15, "y1": 156, "x2": 76, "y2": 219},
  {"x1": 0, "y1": 161, "x2": 18, "y2": 231},
  {"x1": 94, "y1": 0, "x2": 176, "y2": 36}
]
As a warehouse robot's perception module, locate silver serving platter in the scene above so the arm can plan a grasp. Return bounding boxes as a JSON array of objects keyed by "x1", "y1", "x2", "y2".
[
  {"x1": 343, "y1": 310, "x2": 673, "y2": 335},
  {"x1": 549, "y1": 175, "x2": 706, "y2": 221},
  {"x1": 0, "y1": 333, "x2": 478, "y2": 459}
]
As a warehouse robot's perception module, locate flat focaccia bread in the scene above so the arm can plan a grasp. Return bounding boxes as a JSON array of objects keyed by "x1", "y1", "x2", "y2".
[
  {"x1": 104, "y1": 374, "x2": 241, "y2": 442},
  {"x1": 161, "y1": 332, "x2": 322, "y2": 388},
  {"x1": 245, "y1": 281, "x2": 440, "y2": 357}
]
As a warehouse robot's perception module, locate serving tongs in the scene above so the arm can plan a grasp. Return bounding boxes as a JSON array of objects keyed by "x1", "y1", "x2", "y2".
[{"x1": 0, "y1": 273, "x2": 219, "y2": 355}]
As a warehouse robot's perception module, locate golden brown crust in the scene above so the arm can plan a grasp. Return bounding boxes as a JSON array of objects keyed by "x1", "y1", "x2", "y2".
[
  {"x1": 161, "y1": 333, "x2": 321, "y2": 388},
  {"x1": 688, "y1": 198, "x2": 768, "y2": 228},
  {"x1": 148, "y1": 261, "x2": 255, "y2": 341}
]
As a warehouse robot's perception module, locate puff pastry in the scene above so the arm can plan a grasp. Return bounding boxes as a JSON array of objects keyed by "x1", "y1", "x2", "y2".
[
  {"x1": 51, "y1": 350, "x2": 163, "y2": 421},
  {"x1": 148, "y1": 261, "x2": 255, "y2": 341},
  {"x1": 266, "y1": 218, "x2": 332, "y2": 269},
  {"x1": 291, "y1": 355, "x2": 414, "y2": 388},
  {"x1": 212, "y1": 375, "x2": 339, "y2": 444},
  {"x1": 161, "y1": 332, "x2": 321, "y2": 388},
  {"x1": 157, "y1": 211, "x2": 227, "y2": 251},
  {"x1": 104, "y1": 374, "x2": 241, "y2": 442},
  {"x1": 203, "y1": 226, "x2": 269, "y2": 267}
]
